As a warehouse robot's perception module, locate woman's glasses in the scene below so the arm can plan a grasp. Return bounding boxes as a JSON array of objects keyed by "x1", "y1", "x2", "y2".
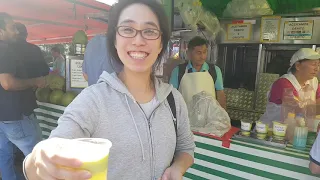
[{"x1": 116, "y1": 26, "x2": 162, "y2": 40}]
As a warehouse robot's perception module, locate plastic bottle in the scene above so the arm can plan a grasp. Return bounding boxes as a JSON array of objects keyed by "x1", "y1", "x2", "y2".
[
  {"x1": 296, "y1": 115, "x2": 306, "y2": 127},
  {"x1": 284, "y1": 112, "x2": 296, "y2": 143},
  {"x1": 293, "y1": 118, "x2": 308, "y2": 149},
  {"x1": 281, "y1": 88, "x2": 298, "y2": 122}
]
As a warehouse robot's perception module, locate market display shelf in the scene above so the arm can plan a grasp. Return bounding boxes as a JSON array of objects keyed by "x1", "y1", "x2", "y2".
[{"x1": 233, "y1": 131, "x2": 288, "y2": 149}]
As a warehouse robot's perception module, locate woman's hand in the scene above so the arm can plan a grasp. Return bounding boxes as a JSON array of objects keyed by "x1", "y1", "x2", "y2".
[
  {"x1": 25, "y1": 138, "x2": 92, "y2": 180},
  {"x1": 159, "y1": 166, "x2": 183, "y2": 180}
]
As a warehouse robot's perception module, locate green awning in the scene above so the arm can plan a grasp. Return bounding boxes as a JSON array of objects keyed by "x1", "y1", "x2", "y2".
[
  {"x1": 267, "y1": 0, "x2": 320, "y2": 14},
  {"x1": 200, "y1": 0, "x2": 320, "y2": 17}
]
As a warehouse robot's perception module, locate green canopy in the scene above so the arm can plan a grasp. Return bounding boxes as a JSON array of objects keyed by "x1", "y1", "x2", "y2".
[
  {"x1": 200, "y1": 0, "x2": 232, "y2": 18},
  {"x1": 200, "y1": 0, "x2": 320, "y2": 17},
  {"x1": 267, "y1": 0, "x2": 320, "y2": 14}
]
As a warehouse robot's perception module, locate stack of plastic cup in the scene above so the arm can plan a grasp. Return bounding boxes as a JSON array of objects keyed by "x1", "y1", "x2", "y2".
[{"x1": 293, "y1": 127, "x2": 308, "y2": 149}]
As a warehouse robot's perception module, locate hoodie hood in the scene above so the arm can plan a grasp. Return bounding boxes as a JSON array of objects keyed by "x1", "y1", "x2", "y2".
[{"x1": 98, "y1": 71, "x2": 173, "y2": 102}]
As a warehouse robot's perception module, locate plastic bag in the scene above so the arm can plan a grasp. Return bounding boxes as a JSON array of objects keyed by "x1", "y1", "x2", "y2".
[
  {"x1": 223, "y1": 0, "x2": 273, "y2": 18},
  {"x1": 175, "y1": 0, "x2": 202, "y2": 31},
  {"x1": 299, "y1": 85, "x2": 317, "y2": 131},
  {"x1": 198, "y1": 10, "x2": 221, "y2": 40},
  {"x1": 175, "y1": 0, "x2": 221, "y2": 40},
  {"x1": 188, "y1": 91, "x2": 231, "y2": 137}
]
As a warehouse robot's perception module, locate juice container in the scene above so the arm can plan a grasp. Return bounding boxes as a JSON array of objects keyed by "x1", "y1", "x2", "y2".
[
  {"x1": 273, "y1": 121, "x2": 288, "y2": 141},
  {"x1": 241, "y1": 120, "x2": 252, "y2": 136},
  {"x1": 57, "y1": 138, "x2": 112, "y2": 180},
  {"x1": 256, "y1": 121, "x2": 269, "y2": 140}
]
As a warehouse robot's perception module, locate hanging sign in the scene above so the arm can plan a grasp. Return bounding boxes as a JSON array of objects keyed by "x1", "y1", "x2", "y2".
[
  {"x1": 70, "y1": 59, "x2": 88, "y2": 88},
  {"x1": 283, "y1": 21, "x2": 314, "y2": 40},
  {"x1": 260, "y1": 16, "x2": 281, "y2": 42},
  {"x1": 227, "y1": 23, "x2": 252, "y2": 41}
]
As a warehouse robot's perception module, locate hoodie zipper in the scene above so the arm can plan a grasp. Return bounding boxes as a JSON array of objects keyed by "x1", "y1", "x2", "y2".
[
  {"x1": 136, "y1": 102, "x2": 163, "y2": 180},
  {"x1": 109, "y1": 83, "x2": 170, "y2": 179}
]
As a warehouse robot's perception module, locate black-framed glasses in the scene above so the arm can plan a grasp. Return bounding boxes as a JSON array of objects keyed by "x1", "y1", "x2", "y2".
[{"x1": 116, "y1": 26, "x2": 162, "y2": 40}]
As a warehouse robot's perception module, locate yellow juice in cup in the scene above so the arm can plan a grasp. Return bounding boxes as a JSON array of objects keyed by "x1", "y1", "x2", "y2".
[{"x1": 58, "y1": 138, "x2": 112, "y2": 180}]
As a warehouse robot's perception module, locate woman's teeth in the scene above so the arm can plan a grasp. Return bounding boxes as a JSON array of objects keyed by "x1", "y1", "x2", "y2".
[{"x1": 128, "y1": 52, "x2": 148, "y2": 59}]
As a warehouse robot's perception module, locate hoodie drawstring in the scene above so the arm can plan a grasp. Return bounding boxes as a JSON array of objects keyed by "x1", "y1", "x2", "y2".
[{"x1": 125, "y1": 95, "x2": 146, "y2": 161}]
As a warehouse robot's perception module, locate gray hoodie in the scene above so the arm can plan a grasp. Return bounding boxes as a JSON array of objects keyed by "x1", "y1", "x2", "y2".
[{"x1": 49, "y1": 72, "x2": 195, "y2": 180}]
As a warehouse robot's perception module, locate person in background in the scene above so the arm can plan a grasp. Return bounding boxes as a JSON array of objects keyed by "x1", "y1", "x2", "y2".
[
  {"x1": 260, "y1": 48, "x2": 320, "y2": 127},
  {"x1": 23, "y1": 1, "x2": 195, "y2": 180},
  {"x1": 169, "y1": 36, "x2": 226, "y2": 109},
  {"x1": 51, "y1": 46, "x2": 65, "y2": 77},
  {"x1": 310, "y1": 133, "x2": 320, "y2": 174},
  {"x1": 0, "y1": 13, "x2": 45, "y2": 180},
  {"x1": 82, "y1": 34, "x2": 122, "y2": 86},
  {"x1": 14, "y1": 22, "x2": 50, "y2": 115}
]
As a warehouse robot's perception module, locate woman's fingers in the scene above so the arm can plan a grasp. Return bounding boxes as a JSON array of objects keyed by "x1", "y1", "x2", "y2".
[
  {"x1": 36, "y1": 149, "x2": 92, "y2": 180},
  {"x1": 41, "y1": 138, "x2": 83, "y2": 169},
  {"x1": 31, "y1": 138, "x2": 92, "y2": 180},
  {"x1": 43, "y1": 148, "x2": 83, "y2": 168},
  {"x1": 36, "y1": 167, "x2": 57, "y2": 180},
  {"x1": 35, "y1": 154, "x2": 59, "y2": 180}
]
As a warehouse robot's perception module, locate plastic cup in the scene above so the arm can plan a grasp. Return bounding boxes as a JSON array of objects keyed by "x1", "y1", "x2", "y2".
[
  {"x1": 293, "y1": 127, "x2": 308, "y2": 149},
  {"x1": 57, "y1": 138, "x2": 112, "y2": 180}
]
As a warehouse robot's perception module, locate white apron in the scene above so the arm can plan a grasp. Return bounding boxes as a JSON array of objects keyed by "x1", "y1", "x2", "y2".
[
  {"x1": 178, "y1": 69, "x2": 215, "y2": 106},
  {"x1": 260, "y1": 73, "x2": 318, "y2": 127}
]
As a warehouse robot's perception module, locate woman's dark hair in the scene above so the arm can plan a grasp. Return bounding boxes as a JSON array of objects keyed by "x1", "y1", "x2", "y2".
[{"x1": 107, "y1": 0, "x2": 170, "y2": 71}]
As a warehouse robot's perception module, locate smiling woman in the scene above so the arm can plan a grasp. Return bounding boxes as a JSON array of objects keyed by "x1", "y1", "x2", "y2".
[
  {"x1": 23, "y1": 0, "x2": 195, "y2": 180},
  {"x1": 107, "y1": 0, "x2": 170, "y2": 76}
]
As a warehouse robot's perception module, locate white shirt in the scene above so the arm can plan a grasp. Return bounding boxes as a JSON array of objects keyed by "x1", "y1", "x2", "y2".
[
  {"x1": 139, "y1": 97, "x2": 158, "y2": 119},
  {"x1": 310, "y1": 133, "x2": 320, "y2": 165}
]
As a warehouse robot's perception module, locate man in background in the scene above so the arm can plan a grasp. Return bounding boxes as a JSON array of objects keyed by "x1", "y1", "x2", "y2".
[
  {"x1": 169, "y1": 36, "x2": 226, "y2": 109},
  {"x1": 14, "y1": 22, "x2": 50, "y2": 116},
  {"x1": 51, "y1": 46, "x2": 65, "y2": 77},
  {"x1": 82, "y1": 34, "x2": 122, "y2": 85},
  {"x1": 0, "y1": 13, "x2": 46, "y2": 180}
]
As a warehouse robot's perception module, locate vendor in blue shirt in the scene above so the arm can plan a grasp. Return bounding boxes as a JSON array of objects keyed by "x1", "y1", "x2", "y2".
[{"x1": 169, "y1": 36, "x2": 226, "y2": 108}]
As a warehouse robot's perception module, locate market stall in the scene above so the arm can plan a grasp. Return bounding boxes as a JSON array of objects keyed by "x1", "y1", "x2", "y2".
[
  {"x1": 169, "y1": 0, "x2": 320, "y2": 122},
  {"x1": 216, "y1": 15, "x2": 320, "y2": 122},
  {"x1": 161, "y1": 1, "x2": 320, "y2": 179},
  {"x1": 4, "y1": 0, "x2": 320, "y2": 179},
  {"x1": 34, "y1": 102, "x2": 320, "y2": 180},
  {"x1": 0, "y1": 0, "x2": 110, "y2": 44}
]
